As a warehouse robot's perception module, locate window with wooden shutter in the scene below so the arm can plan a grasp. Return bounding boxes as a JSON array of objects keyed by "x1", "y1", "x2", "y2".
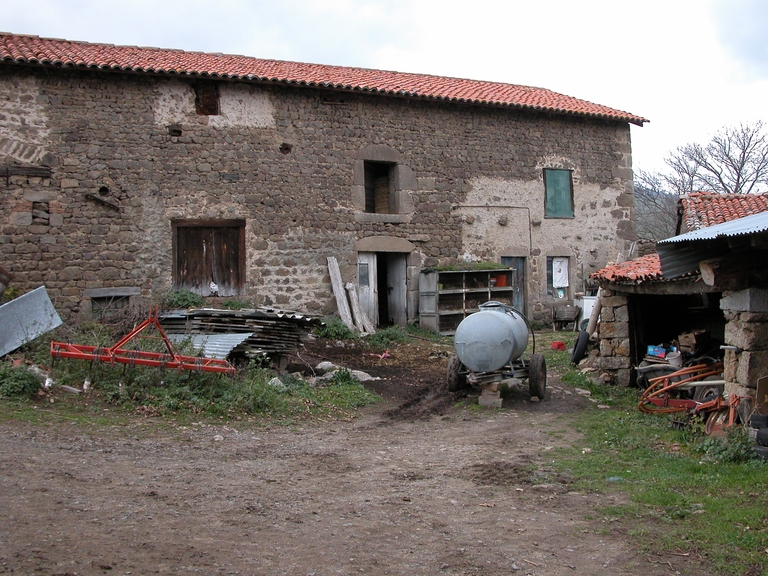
[
  {"x1": 172, "y1": 219, "x2": 245, "y2": 296},
  {"x1": 544, "y1": 169, "x2": 574, "y2": 218}
]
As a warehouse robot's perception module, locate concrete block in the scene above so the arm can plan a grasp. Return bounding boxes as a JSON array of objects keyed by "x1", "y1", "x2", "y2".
[
  {"x1": 478, "y1": 394, "x2": 503, "y2": 408},
  {"x1": 721, "y1": 288, "x2": 768, "y2": 313}
]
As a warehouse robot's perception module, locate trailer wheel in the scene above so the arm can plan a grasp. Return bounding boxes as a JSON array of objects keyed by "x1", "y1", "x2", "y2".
[
  {"x1": 446, "y1": 354, "x2": 468, "y2": 392},
  {"x1": 693, "y1": 379, "x2": 724, "y2": 403},
  {"x1": 528, "y1": 353, "x2": 547, "y2": 399}
]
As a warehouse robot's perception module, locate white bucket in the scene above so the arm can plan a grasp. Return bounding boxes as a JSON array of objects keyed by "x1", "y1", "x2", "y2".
[{"x1": 667, "y1": 351, "x2": 683, "y2": 367}]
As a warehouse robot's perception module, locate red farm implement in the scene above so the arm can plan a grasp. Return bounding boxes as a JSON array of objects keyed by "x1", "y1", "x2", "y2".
[
  {"x1": 638, "y1": 361, "x2": 746, "y2": 436},
  {"x1": 50, "y1": 307, "x2": 236, "y2": 376}
]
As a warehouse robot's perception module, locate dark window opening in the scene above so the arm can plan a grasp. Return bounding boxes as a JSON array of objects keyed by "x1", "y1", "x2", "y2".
[
  {"x1": 544, "y1": 168, "x2": 574, "y2": 218},
  {"x1": 194, "y1": 83, "x2": 220, "y2": 116},
  {"x1": 364, "y1": 161, "x2": 394, "y2": 214},
  {"x1": 173, "y1": 219, "x2": 245, "y2": 297}
]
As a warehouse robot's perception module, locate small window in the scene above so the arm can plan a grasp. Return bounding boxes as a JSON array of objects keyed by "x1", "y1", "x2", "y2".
[
  {"x1": 547, "y1": 256, "x2": 569, "y2": 299},
  {"x1": 544, "y1": 169, "x2": 574, "y2": 218},
  {"x1": 364, "y1": 161, "x2": 394, "y2": 214},
  {"x1": 173, "y1": 219, "x2": 245, "y2": 296},
  {"x1": 91, "y1": 295, "x2": 130, "y2": 317},
  {"x1": 358, "y1": 262, "x2": 370, "y2": 287},
  {"x1": 194, "y1": 83, "x2": 220, "y2": 116}
]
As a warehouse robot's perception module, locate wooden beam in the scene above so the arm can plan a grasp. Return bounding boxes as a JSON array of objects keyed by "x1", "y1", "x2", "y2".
[
  {"x1": 346, "y1": 282, "x2": 375, "y2": 334},
  {"x1": 327, "y1": 257, "x2": 355, "y2": 331},
  {"x1": 699, "y1": 255, "x2": 759, "y2": 290}
]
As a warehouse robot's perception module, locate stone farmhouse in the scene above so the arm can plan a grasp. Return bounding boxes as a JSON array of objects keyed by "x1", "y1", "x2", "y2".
[{"x1": 0, "y1": 33, "x2": 646, "y2": 325}]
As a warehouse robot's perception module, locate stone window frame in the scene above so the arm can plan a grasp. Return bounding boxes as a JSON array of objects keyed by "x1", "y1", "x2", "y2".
[
  {"x1": 352, "y1": 145, "x2": 415, "y2": 224},
  {"x1": 543, "y1": 168, "x2": 574, "y2": 219},
  {"x1": 82, "y1": 287, "x2": 141, "y2": 319}
]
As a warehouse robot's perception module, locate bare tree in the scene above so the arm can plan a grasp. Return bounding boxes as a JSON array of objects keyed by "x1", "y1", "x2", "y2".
[
  {"x1": 634, "y1": 169, "x2": 679, "y2": 240},
  {"x1": 633, "y1": 121, "x2": 768, "y2": 240},
  {"x1": 662, "y1": 121, "x2": 768, "y2": 195}
]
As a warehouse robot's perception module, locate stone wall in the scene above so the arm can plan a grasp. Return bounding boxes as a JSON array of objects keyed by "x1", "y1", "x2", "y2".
[
  {"x1": 594, "y1": 289, "x2": 632, "y2": 386},
  {"x1": 0, "y1": 67, "x2": 636, "y2": 319},
  {"x1": 721, "y1": 289, "x2": 768, "y2": 402}
]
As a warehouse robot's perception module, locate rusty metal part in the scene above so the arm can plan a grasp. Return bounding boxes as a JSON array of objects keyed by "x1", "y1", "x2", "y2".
[
  {"x1": 638, "y1": 363, "x2": 724, "y2": 414},
  {"x1": 51, "y1": 307, "x2": 236, "y2": 375},
  {"x1": 638, "y1": 362, "x2": 749, "y2": 435}
]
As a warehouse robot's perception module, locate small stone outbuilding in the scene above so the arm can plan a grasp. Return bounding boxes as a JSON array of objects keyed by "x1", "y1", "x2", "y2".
[{"x1": 593, "y1": 193, "x2": 768, "y2": 413}]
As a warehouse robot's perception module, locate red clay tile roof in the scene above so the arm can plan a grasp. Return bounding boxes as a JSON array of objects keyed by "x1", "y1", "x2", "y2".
[
  {"x1": 591, "y1": 254, "x2": 663, "y2": 284},
  {"x1": 0, "y1": 33, "x2": 648, "y2": 126},
  {"x1": 593, "y1": 192, "x2": 768, "y2": 284},
  {"x1": 680, "y1": 191, "x2": 768, "y2": 232}
]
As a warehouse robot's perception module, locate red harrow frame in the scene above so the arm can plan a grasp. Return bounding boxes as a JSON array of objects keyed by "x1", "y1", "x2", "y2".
[{"x1": 50, "y1": 307, "x2": 236, "y2": 375}]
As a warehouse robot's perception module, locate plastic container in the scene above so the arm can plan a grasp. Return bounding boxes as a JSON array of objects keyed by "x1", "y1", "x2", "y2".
[{"x1": 667, "y1": 351, "x2": 683, "y2": 367}]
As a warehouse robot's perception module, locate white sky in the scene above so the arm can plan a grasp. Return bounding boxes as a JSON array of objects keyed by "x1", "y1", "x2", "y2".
[{"x1": 3, "y1": 0, "x2": 767, "y2": 174}]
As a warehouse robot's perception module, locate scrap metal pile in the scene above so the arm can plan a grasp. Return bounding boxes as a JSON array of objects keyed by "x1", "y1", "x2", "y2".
[{"x1": 158, "y1": 306, "x2": 323, "y2": 359}]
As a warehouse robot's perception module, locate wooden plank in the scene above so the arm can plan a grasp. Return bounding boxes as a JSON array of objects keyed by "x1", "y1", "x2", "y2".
[
  {"x1": 327, "y1": 257, "x2": 356, "y2": 331},
  {"x1": 346, "y1": 282, "x2": 375, "y2": 334}
]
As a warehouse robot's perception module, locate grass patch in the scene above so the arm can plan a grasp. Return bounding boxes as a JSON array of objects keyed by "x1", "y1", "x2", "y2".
[
  {"x1": 525, "y1": 330, "x2": 580, "y2": 373},
  {"x1": 552, "y1": 369, "x2": 768, "y2": 575}
]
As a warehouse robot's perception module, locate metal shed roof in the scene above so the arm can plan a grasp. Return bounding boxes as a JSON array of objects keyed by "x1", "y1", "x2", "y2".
[{"x1": 657, "y1": 211, "x2": 768, "y2": 279}]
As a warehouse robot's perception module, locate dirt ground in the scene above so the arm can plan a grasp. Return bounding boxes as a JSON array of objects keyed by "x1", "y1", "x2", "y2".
[{"x1": 0, "y1": 336, "x2": 713, "y2": 576}]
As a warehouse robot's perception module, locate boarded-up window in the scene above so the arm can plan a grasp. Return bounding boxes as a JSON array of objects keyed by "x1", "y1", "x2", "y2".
[
  {"x1": 173, "y1": 219, "x2": 245, "y2": 297},
  {"x1": 194, "y1": 83, "x2": 220, "y2": 116},
  {"x1": 544, "y1": 169, "x2": 574, "y2": 218},
  {"x1": 364, "y1": 161, "x2": 393, "y2": 213}
]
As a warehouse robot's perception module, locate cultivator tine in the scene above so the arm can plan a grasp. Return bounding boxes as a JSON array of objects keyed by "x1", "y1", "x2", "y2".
[{"x1": 50, "y1": 306, "x2": 237, "y2": 379}]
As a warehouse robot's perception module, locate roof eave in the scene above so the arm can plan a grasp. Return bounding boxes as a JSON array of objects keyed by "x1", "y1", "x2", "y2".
[{"x1": 0, "y1": 57, "x2": 648, "y2": 126}]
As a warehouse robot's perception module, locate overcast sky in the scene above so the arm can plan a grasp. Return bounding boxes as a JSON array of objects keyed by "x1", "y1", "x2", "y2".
[{"x1": 3, "y1": 0, "x2": 767, "y2": 174}]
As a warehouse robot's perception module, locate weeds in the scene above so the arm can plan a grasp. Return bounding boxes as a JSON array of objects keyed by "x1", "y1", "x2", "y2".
[
  {"x1": 0, "y1": 363, "x2": 43, "y2": 399},
  {"x1": 314, "y1": 317, "x2": 357, "y2": 340},
  {"x1": 160, "y1": 289, "x2": 205, "y2": 309},
  {"x1": 364, "y1": 326, "x2": 410, "y2": 350}
]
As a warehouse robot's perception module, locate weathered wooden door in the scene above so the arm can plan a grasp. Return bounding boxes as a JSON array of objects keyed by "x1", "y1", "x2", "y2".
[
  {"x1": 358, "y1": 252, "x2": 408, "y2": 327},
  {"x1": 357, "y1": 252, "x2": 377, "y2": 325},
  {"x1": 386, "y1": 254, "x2": 407, "y2": 326},
  {"x1": 501, "y1": 256, "x2": 526, "y2": 311}
]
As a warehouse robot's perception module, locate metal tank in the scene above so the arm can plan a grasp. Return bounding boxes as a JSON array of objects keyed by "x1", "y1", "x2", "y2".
[{"x1": 447, "y1": 301, "x2": 546, "y2": 400}]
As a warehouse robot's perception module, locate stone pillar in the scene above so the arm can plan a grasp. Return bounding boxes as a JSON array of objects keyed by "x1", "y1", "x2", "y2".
[
  {"x1": 721, "y1": 288, "x2": 768, "y2": 400},
  {"x1": 594, "y1": 288, "x2": 632, "y2": 386}
]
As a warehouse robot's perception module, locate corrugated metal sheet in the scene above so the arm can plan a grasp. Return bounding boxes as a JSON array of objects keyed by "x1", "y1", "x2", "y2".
[
  {"x1": 658, "y1": 211, "x2": 768, "y2": 244},
  {"x1": 159, "y1": 307, "x2": 322, "y2": 357},
  {"x1": 657, "y1": 212, "x2": 768, "y2": 278},
  {"x1": 167, "y1": 333, "x2": 253, "y2": 360},
  {"x1": 0, "y1": 287, "x2": 63, "y2": 356},
  {"x1": 657, "y1": 243, "x2": 731, "y2": 279}
]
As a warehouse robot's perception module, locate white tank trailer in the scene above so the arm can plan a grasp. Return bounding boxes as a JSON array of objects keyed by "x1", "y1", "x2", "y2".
[{"x1": 447, "y1": 301, "x2": 547, "y2": 400}]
